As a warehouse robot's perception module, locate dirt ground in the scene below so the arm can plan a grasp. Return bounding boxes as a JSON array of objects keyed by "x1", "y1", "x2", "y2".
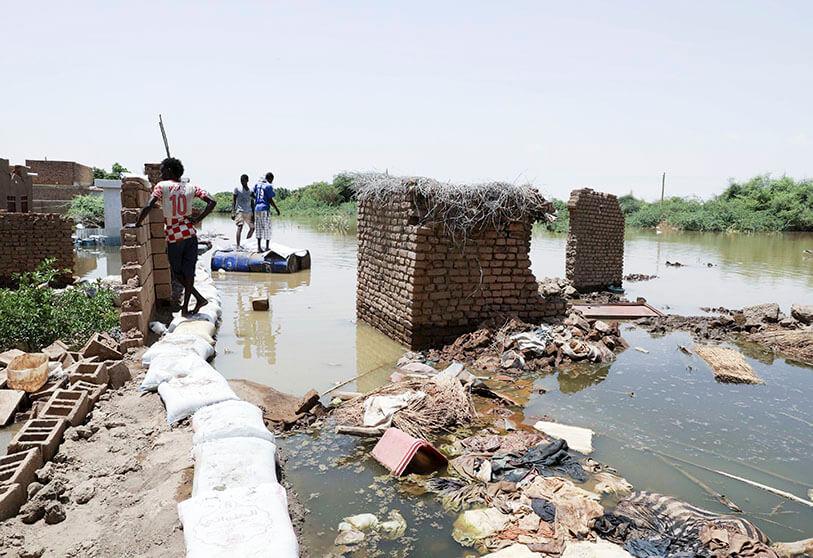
[{"x1": 0, "y1": 356, "x2": 191, "y2": 558}]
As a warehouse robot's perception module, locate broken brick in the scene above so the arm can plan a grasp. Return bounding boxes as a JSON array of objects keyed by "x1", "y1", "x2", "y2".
[
  {"x1": 29, "y1": 376, "x2": 69, "y2": 403},
  {"x1": 104, "y1": 360, "x2": 132, "y2": 389},
  {"x1": 80, "y1": 333, "x2": 123, "y2": 361},
  {"x1": 0, "y1": 448, "x2": 43, "y2": 490},
  {"x1": 0, "y1": 483, "x2": 25, "y2": 521}
]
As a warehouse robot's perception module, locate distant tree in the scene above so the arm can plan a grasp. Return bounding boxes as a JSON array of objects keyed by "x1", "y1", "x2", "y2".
[{"x1": 92, "y1": 162, "x2": 130, "y2": 180}]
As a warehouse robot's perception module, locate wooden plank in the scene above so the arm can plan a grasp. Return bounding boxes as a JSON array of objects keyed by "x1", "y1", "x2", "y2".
[{"x1": 573, "y1": 302, "x2": 663, "y2": 319}]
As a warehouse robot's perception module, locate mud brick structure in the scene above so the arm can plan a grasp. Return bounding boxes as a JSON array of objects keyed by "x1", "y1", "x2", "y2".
[
  {"x1": 25, "y1": 159, "x2": 94, "y2": 214},
  {"x1": 118, "y1": 168, "x2": 172, "y2": 349},
  {"x1": 0, "y1": 212, "x2": 74, "y2": 285},
  {"x1": 565, "y1": 188, "x2": 625, "y2": 291},
  {"x1": 0, "y1": 159, "x2": 34, "y2": 213},
  {"x1": 7, "y1": 418, "x2": 69, "y2": 462},
  {"x1": 356, "y1": 175, "x2": 563, "y2": 349}
]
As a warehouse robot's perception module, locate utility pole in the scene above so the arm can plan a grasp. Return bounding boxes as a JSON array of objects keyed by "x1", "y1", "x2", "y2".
[
  {"x1": 661, "y1": 171, "x2": 666, "y2": 203},
  {"x1": 159, "y1": 114, "x2": 171, "y2": 158}
]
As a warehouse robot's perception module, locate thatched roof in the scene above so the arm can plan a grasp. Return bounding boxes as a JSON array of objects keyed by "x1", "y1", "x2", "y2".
[{"x1": 345, "y1": 172, "x2": 555, "y2": 236}]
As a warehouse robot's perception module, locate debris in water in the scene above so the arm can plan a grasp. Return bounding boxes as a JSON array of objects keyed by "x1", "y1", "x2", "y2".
[
  {"x1": 693, "y1": 344, "x2": 764, "y2": 384},
  {"x1": 532, "y1": 421, "x2": 594, "y2": 454},
  {"x1": 634, "y1": 347, "x2": 649, "y2": 354}
]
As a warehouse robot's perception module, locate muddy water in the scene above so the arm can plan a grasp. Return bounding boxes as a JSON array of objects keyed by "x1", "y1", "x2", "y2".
[{"x1": 64, "y1": 217, "x2": 812, "y2": 553}]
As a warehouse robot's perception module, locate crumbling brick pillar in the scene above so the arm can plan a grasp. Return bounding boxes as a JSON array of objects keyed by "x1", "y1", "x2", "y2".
[
  {"x1": 565, "y1": 188, "x2": 624, "y2": 291},
  {"x1": 357, "y1": 179, "x2": 563, "y2": 350},
  {"x1": 119, "y1": 176, "x2": 166, "y2": 350}
]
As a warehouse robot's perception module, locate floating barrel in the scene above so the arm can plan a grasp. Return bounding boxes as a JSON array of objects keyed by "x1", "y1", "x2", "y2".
[{"x1": 211, "y1": 245, "x2": 310, "y2": 274}]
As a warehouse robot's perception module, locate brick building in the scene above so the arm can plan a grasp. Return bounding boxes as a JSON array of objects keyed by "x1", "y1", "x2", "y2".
[
  {"x1": 25, "y1": 159, "x2": 95, "y2": 214},
  {"x1": 1, "y1": 159, "x2": 34, "y2": 213},
  {"x1": 355, "y1": 174, "x2": 564, "y2": 349}
]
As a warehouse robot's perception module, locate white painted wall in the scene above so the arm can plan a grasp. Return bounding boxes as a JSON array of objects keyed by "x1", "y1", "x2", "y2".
[{"x1": 95, "y1": 178, "x2": 122, "y2": 244}]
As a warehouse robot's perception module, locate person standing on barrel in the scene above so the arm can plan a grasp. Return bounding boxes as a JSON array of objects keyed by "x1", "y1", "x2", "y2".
[
  {"x1": 130, "y1": 157, "x2": 216, "y2": 316},
  {"x1": 253, "y1": 171, "x2": 280, "y2": 252}
]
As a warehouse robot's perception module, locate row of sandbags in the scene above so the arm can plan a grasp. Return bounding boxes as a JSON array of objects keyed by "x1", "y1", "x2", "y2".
[{"x1": 141, "y1": 264, "x2": 299, "y2": 557}]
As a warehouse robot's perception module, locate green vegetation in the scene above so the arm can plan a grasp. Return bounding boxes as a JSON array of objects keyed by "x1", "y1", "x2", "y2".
[
  {"x1": 548, "y1": 175, "x2": 813, "y2": 233},
  {"x1": 0, "y1": 260, "x2": 120, "y2": 352},
  {"x1": 92, "y1": 162, "x2": 129, "y2": 180},
  {"x1": 192, "y1": 191, "x2": 232, "y2": 213},
  {"x1": 68, "y1": 194, "x2": 105, "y2": 227}
]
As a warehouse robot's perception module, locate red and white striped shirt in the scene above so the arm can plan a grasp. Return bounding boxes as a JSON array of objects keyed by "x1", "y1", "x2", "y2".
[{"x1": 152, "y1": 181, "x2": 211, "y2": 244}]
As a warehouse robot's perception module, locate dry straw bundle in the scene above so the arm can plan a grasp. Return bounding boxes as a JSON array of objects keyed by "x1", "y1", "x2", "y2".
[
  {"x1": 334, "y1": 376, "x2": 476, "y2": 440},
  {"x1": 345, "y1": 172, "x2": 555, "y2": 241}
]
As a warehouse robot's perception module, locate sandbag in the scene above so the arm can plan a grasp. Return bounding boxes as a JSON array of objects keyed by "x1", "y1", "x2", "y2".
[
  {"x1": 141, "y1": 354, "x2": 221, "y2": 392},
  {"x1": 173, "y1": 320, "x2": 217, "y2": 344},
  {"x1": 167, "y1": 305, "x2": 222, "y2": 333},
  {"x1": 142, "y1": 334, "x2": 215, "y2": 366},
  {"x1": 157, "y1": 372, "x2": 238, "y2": 425},
  {"x1": 192, "y1": 400, "x2": 276, "y2": 446},
  {"x1": 192, "y1": 436, "x2": 278, "y2": 496},
  {"x1": 178, "y1": 483, "x2": 298, "y2": 558}
]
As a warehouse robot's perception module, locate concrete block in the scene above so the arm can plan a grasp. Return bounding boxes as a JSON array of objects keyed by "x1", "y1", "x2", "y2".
[
  {"x1": 80, "y1": 333, "x2": 123, "y2": 360},
  {"x1": 155, "y1": 283, "x2": 172, "y2": 301},
  {"x1": 41, "y1": 340, "x2": 70, "y2": 361},
  {"x1": 7, "y1": 418, "x2": 69, "y2": 462},
  {"x1": 0, "y1": 349, "x2": 24, "y2": 367},
  {"x1": 68, "y1": 380, "x2": 107, "y2": 404},
  {"x1": 153, "y1": 267, "x2": 171, "y2": 285},
  {"x1": 153, "y1": 252, "x2": 169, "y2": 270},
  {"x1": 104, "y1": 360, "x2": 131, "y2": 389},
  {"x1": 0, "y1": 448, "x2": 43, "y2": 489},
  {"x1": 0, "y1": 483, "x2": 25, "y2": 521},
  {"x1": 0, "y1": 390, "x2": 25, "y2": 426},
  {"x1": 68, "y1": 362, "x2": 109, "y2": 386},
  {"x1": 39, "y1": 389, "x2": 92, "y2": 427},
  {"x1": 29, "y1": 376, "x2": 69, "y2": 403}
]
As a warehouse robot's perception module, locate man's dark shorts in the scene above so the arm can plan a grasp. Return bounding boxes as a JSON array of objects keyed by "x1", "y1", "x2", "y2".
[{"x1": 167, "y1": 236, "x2": 198, "y2": 280}]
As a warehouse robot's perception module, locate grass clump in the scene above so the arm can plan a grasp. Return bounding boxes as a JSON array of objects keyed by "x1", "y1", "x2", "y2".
[{"x1": 0, "y1": 260, "x2": 120, "y2": 352}]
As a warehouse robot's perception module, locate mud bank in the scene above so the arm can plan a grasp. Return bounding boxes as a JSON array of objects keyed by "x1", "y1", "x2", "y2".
[{"x1": 0, "y1": 357, "x2": 306, "y2": 558}]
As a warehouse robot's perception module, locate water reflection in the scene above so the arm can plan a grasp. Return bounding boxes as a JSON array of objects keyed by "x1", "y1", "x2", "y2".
[{"x1": 556, "y1": 362, "x2": 610, "y2": 393}]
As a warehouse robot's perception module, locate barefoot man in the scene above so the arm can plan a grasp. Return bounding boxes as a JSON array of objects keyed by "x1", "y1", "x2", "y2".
[
  {"x1": 231, "y1": 173, "x2": 255, "y2": 248},
  {"x1": 130, "y1": 157, "x2": 216, "y2": 315}
]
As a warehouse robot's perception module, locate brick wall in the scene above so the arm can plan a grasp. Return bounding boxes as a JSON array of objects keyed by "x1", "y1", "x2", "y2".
[
  {"x1": 565, "y1": 188, "x2": 625, "y2": 291},
  {"x1": 0, "y1": 213, "x2": 73, "y2": 285},
  {"x1": 25, "y1": 160, "x2": 94, "y2": 187},
  {"x1": 357, "y1": 185, "x2": 564, "y2": 350},
  {"x1": 117, "y1": 168, "x2": 172, "y2": 350}
]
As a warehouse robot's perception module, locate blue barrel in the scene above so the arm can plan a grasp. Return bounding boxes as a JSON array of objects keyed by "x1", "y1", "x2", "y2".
[{"x1": 211, "y1": 250, "x2": 298, "y2": 273}]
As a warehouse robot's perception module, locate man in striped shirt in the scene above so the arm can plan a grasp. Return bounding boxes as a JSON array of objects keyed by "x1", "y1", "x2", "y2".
[{"x1": 130, "y1": 157, "x2": 216, "y2": 316}]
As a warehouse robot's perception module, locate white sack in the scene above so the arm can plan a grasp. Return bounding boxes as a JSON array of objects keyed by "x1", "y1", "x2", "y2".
[
  {"x1": 172, "y1": 321, "x2": 217, "y2": 345},
  {"x1": 142, "y1": 334, "x2": 214, "y2": 366},
  {"x1": 192, "y1": 437, "x2": 278, "y2": 496},
  {"x1": 192, "y1": 400, "x2": 275, "y2": 446},
  {"x1": 158, "y1": 372, "x2": 238, "y2": 425},
  {"x1": 141, "y1": 354, "x2": 220, "y2": 392},
  {"x1": 362, "y1": 391, "x2": 425, "y2": 427},
  {"x1": 178, "y1": 483, "x2": 298, "y2": 558}
]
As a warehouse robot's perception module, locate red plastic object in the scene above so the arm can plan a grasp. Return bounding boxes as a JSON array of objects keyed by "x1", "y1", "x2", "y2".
[{"x1": 371, "y1": 428, "x2": 448, "y2": 476}]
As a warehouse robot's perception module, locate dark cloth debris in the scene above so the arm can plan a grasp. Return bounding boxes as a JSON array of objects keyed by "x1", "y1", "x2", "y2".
[
  {"x1": 531, "y1": 498, "x2": 556, "y2": 522},
  {"x1": 493, "y1": 439, "x2": 587, "y2": 483}
]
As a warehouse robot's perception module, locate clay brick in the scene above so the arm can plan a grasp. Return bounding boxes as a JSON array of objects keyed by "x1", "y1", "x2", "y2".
[
  {"x1": 68, "y1": 380, "x2": 107, "y2": 404},
  {"x1": 7, "y1": 418, "x2": 69, "y2": 462},
  {"x1": 0, "y1": 483, "x2": 25, "y2": 521},
  {"x1": 68, "y1": 362, "x2": 110, "y2": 386},
  {"x1": 39, "y1": 389, "x2": 92, "y2": 427}
]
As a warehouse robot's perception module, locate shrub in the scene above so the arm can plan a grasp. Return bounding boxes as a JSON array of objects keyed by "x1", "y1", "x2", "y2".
[
  {"x1": 0, "y1": 260, "x2": 120, "y2": 352},
  {"x1": 68, "y1": 194, "x2": 105, "y2": 227}
]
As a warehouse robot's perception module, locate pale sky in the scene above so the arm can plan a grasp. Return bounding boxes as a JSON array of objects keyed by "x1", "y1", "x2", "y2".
[{"x1": 2, "y1": 1, "x2": 810, "y2": 200}]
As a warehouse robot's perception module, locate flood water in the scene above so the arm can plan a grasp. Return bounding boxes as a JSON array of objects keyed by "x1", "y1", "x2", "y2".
[{"x1": 70, "y1": 215, "x2": 812, "y2": 553}]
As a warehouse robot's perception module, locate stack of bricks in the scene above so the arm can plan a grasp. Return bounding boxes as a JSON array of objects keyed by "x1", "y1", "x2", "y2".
[
  {"x1": 143, "y1": 163, "x2": 173, "y2": 305},
  {"x1": 0, "y1": 213, "x2": 73, "y2": 285},
  {"x1": 357, "y1": 183, "x2": 564, "y2": 350},
  {"x1": 565, "y1": 188, "x2": 625, "y2": 291}
]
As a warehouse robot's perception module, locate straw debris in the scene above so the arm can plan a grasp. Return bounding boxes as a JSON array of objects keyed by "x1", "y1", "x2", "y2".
[
  {"x1": 345, "y1": 172, "x2": 555, "y2": 240},
  {"x1": 694, "y1": 344, "x2": 764, "y2": 384},
  {"x1": 750, "y1": 328, "x2": 813, "y2": 366}
]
